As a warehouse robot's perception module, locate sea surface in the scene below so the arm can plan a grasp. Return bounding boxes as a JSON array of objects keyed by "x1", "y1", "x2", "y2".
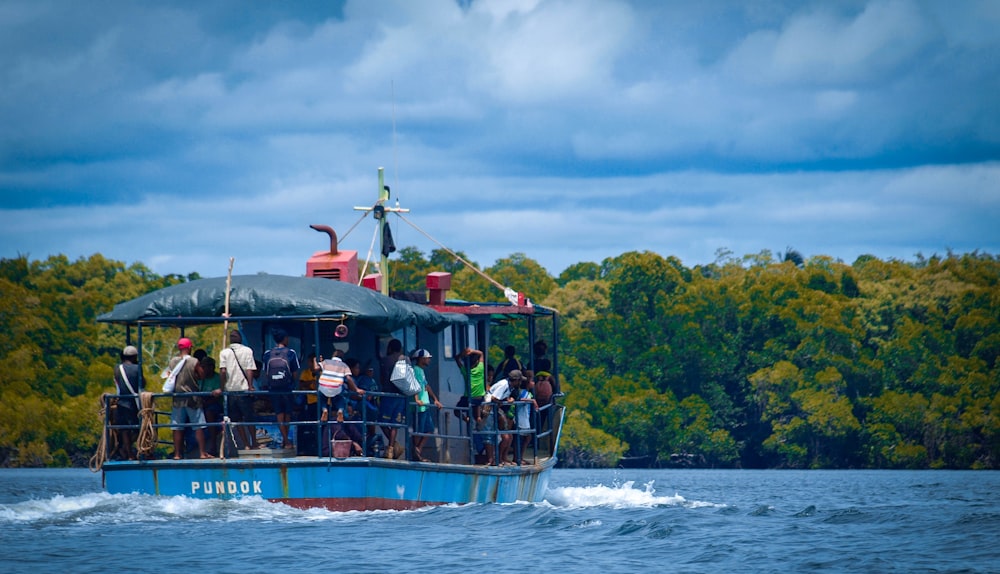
[{"x1": 1, "y1": 468, "x2": 997, "y2": 573}]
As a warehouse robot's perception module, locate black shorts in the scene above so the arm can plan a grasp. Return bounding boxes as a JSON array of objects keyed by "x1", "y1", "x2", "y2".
[
  {"x1": 269, "y1": 389, "x2": 295, "y2": 416},
  {"x1": 114, "y1": 405, "x2": 139, "y2": 427},
  {"x1": 227, "y1": 394, "x2": 256, "y2": 422}
]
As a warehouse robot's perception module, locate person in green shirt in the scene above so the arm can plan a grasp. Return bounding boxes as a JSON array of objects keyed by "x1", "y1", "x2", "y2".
[
  {"x1": 410, "y1": 349, "x2": 442, "y2": 462},
  {"x1": 456, "y1": 347, "x2": 487, "y2": 458},
  {"x1": 456, "y1": 347, "x2": 485, "y2": 413},
  {"x1": 198, "y1": 356, "x2": 222, "y2": 455}
]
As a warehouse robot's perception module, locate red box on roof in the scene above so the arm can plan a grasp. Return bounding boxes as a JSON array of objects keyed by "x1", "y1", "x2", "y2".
[{"x1": 426, "y1": 271, "x2": 451, "y2": 290}]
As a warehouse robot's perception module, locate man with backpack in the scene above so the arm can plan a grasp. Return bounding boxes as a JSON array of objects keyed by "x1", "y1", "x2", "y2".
[{"x1": 263, "y1": 329, "x2": 300, "y2": 449}]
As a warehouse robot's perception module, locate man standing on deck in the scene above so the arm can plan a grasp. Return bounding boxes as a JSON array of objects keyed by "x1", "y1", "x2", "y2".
[
  {"x1": 495, "y1": 345, "x2": 524, "y2": 384},
  {"x1": 218, "y1": 330, "x2": 260, "y2": 450},
  {"x1": 378, "y1": 339, "x2": 406, "y2": 459},
  {"x1": 456, "y1": 347, "x2": 487, "y2": 456},
  {"x1": 168, "y1": 337, "x2": 212, "y2": 459},
  {"x1": 263, "y1": 329, "x2": 299, "y2": 449},
  {"x1": 410, "y1": 348, "x2": 442, "y2": 462},
  {"x1": 112, "y1": 345, "x2": 143, "y2": 460}
]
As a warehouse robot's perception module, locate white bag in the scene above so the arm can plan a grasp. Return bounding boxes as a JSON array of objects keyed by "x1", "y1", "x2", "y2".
[
  {"x1": 390, "y1": 358, "x2": 420, "y2": 396},
  {"x1": 162, "y1": 356, "x2": 187, "y2": 393}
]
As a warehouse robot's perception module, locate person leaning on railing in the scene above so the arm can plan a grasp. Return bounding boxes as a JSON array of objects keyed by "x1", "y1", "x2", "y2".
[{"x1": 217, "y1": 330, "x2": 260, "y2": 450}]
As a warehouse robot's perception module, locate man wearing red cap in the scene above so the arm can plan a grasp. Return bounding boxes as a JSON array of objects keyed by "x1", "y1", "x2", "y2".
[{"x1": 168, "y1": 337, "x2": 212, "y2": 459}]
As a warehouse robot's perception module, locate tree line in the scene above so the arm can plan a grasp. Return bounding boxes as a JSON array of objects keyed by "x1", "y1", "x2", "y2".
[{"x1": 1, "y1": 247, "x2": 997, "y2": 469}]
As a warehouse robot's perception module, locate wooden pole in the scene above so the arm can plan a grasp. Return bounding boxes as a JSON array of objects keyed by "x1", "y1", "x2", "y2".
[
  {"x1": 221, "y1": 257, "x2": 234, "y2": 459},
  {"x1": 223, "y1": 257, "x2": 234, "y2": 345}
]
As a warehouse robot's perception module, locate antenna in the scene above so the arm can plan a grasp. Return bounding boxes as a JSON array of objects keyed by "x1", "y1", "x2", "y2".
[{"x1": 391, "y1": 80, "x2": 398, "y2": 197}]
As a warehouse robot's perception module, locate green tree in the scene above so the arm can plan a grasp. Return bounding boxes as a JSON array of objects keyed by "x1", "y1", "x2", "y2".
[{"x1": 558, "y1": 410, "x2": 628, "y2": 468}]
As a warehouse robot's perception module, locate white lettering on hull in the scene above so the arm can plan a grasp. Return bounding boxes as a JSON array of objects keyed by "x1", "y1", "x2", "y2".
[{"x1": 190, "y1": 480, "x2": 263, "y2": 496}]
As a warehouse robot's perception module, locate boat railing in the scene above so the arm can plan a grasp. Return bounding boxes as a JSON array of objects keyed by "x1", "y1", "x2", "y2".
[{"x1": 102, "y1": 390, "x2": 559, "y2": 466}]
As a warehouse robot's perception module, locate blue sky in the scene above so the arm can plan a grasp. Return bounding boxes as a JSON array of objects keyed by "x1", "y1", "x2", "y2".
[{"x1": 2, "y1": 0, "x2": 998, "y2": 281}]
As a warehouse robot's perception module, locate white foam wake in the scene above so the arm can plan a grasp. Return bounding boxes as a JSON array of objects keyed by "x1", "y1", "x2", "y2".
[
  {"x1": 545, "y1": 480, "x2": 722, "y2": 509},
  {"x1": 0, "y1": 491, "x2": 442, "y2": 525}
]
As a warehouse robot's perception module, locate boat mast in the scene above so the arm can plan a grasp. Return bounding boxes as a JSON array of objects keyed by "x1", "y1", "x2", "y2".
[{"x1": 355, "y1": 167, "x2": 408, "y2": 296}]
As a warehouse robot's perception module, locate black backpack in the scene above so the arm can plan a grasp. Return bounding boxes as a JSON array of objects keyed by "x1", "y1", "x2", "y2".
[{"x1": 266, "y1": 347, "x2": 293, "y2": 390}]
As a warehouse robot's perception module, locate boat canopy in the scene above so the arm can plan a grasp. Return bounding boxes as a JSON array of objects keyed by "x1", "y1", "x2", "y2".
[{"x1": 97, "y1": 274, "x2": 465, "y2": 332}]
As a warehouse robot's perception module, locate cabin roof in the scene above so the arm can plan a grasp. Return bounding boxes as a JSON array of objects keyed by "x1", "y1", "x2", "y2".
[{"x1": 97, "y1": 274, "x2": 464, "y2": 332}]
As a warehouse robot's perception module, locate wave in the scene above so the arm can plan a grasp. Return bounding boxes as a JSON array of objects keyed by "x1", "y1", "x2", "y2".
[
  {"x1": 544, "y1": 480, "x2": 723, "y2": 510},
  {"x1": 1, "y1": 479, "x2": 723, "y2": 526},
  {"x1": 0, "y1": 492, "x2": 435, "y2": 525}
]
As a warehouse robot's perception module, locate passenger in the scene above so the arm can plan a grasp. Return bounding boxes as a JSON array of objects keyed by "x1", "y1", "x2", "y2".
[
  {"x1": 494, "y1": 345, "x2": 524, "y2": 383},
  {"x1": 532, "y1": 340, "x2": 551, "y2": 374},
  {"x1": 534, "y1": 371, "x2": 554, "y2": 434},
  {"x1": 336, "y1": 360, "x2": 371, "y2": 457},
  {"x1": 317, "y1": 348, "x2": 365, "y2": 451},
  {"x1": 263, "y1": 329, "x2": 300, "y2": 449},
  {"x1": 198, "y1": 357, "x2": 222, "y2": 456},
  {"x1": 456, "y1": 347, "x2": 487, "y2": 456},
  {"x1": 168, "y1": 337, "x2": 212, "y2": 459},
  {"x1": 112, "y1": 345, "x2": 143, "y2": 460},
  {"x1": 486, "y1": 364, "x2": 496, "y2": 389},
  {"x1": 480, "y1": 369, "x2": 519, "y2": 466},
  {"x1": 410, "y1": 349, "x2": 442, "y2": 462},
  {"x1": 378, "y1": 339, "x2": 406, "y2": 459},
  {"x1": 345, "y1": 358, "x2": 379, "y2": 443},
  {"x1": 217, "y1": 331, "x2": 260, "y2": 450},
  {"x1": 514, "y1": 370, "x2": 538, "y2": 465},
  {"x1": 295, "y1": 353, "x2": 320, "y2": 421},
  {"x1": 331, "y1": 361, "x2": 367, "y2": 457}
]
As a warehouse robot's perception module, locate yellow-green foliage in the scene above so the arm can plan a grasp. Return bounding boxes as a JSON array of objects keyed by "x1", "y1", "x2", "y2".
[{"x1": 2, "y1": 248, "x2": 999, "y2": 469}]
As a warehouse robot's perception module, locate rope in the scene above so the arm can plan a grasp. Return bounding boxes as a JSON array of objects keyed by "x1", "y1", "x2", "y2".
[
  {"x1": 135, "y1": 392, "x2": 158, "y2": 458},
  {"x1": 358, "y1": 218, "x2": 381, "y2": 284},
  {"x1": 88, "y1": 393, "x2": 115, "y2": 472},
  {"x1": 395, "y1": 212, "x2": 507, "y2": 292},
  {"x1": 219, "y1": 416, "x2": 239, "y2": 459},
  {"x1": 337, "y1": 210, "x2": 370, "y2": 244}
]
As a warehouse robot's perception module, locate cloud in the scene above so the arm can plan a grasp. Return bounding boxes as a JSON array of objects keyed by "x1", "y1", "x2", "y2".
[
  {"x1": 726, "y1": 0, "x2": 933, "y2": 86},
  {"x1": 1, "y1": 0, "x2": 998, "y2": 283}
]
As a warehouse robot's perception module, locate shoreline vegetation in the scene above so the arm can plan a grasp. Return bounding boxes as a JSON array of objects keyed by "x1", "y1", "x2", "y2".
[{"x1": 1, "y1": 248, "x2": 997, "y2": 469}]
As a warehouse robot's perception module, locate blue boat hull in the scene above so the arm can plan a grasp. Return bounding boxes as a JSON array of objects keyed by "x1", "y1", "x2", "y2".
[{"x1": 103, "y1": 456, "x2": 555, "y2": 511}]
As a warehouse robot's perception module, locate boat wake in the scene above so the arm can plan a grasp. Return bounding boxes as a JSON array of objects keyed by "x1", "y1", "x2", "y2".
[
  {"x1": 1, "y1": 480, "x2": 720, "y2": 525},
  {"x1": 545, "y1": 480, "x2": 722, "y2": 510},
  {"x1": 0, "y1": 492, "x2": 410, "y2": 525}
]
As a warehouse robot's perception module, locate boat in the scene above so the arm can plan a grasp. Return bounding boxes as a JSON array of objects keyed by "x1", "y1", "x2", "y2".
[{"x1": 93, "y1": 168, "x2": 564, "y2": 511}]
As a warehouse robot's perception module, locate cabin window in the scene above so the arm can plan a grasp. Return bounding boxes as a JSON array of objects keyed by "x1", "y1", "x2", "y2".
[{"x1": 442, "y1": 325, "x2": 454, "y2": 359}]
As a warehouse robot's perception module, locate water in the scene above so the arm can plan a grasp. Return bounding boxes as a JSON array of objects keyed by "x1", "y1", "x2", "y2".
[{"x1": 1, "y1": 468, "x2": 997, "y2": 573}]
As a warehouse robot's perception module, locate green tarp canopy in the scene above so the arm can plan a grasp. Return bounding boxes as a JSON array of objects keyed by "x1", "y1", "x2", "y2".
[{"x1": 97, "y1": 274, "x2": 463, "y2": 333}]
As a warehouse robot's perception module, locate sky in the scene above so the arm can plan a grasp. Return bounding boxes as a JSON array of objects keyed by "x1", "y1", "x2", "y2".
[{"x1": 2, "y1": 0, "x2": 999, "y2": 282}]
